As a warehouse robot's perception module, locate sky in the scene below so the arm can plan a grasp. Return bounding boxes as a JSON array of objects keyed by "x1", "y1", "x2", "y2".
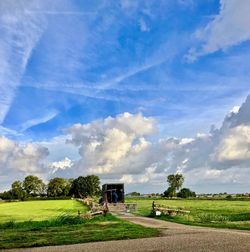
[{"x1": 1, "y1": 0, "x2": 250, "y2": 193}]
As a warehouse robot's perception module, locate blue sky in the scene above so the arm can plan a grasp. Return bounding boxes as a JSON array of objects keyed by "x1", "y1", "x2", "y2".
[{"x1": 1, "y1": 0, "x2": 250, "y2": 193}]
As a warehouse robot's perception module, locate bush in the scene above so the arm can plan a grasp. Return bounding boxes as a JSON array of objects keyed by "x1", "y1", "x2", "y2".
[{"x1": 177, "y1": 188, "x2": 196, "y2": 198}]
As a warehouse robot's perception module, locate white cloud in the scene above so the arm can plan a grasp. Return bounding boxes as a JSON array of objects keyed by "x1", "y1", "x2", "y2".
[
  {"x1": 165, "y1": 96, "x2": 250, "y2": 191},
  {"x1": 180, "y1": 138, "x2": 194, "y2": 145},
  {"x1": 2, "y1": 95, "x2": 250, "y2": 193},
  {"x1": 49, "y1": 157, "x2": 73, "y2": 173},
  {"x1": 62, "y1": 101, "x2": 250, "y2": 191},
  {"x1": 20, "y1": 110, "x2": 58, "y2": 132},
  {"x1": 213, "y1": 125, "x2": 250, "y2": 162},
  {"x1": 186, "y1": 0, "x2": 250, "y2": 61},
  {"x1": 0, "y1": 136, "x2": 49, "y2": 187},
  {"x1": 66, "y1": 113, "x2": 156, "y2": 175},
  {"x1": 0, "y1": 126, "x2": 22, "y2": 137},
  {"x1": 184, "y1": 167, "x2": 249, "y2": 188},
  {"x1": 119, "y1": 167, "x2": 157, "y2": 184},
  {"x1": 139, "y1": 18, "x2": 150, "y2": 32},
  {"x1": 230, "y1": 106, "x2": 240, "y2": 114},
  {"x1": 119, "y1": 174, "x2": 134, "y2": 184}
]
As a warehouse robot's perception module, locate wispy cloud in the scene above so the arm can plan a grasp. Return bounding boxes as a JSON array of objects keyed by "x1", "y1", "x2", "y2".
[
  {"x1": 20, "y1": 110, "x2": 58, "y2": 132},
  {"x1": 25, "y1": 10, "x2": 96, "y2": 16},
  {"x1": 0, "y1": 1, "x2": 47, "y2": 123}
]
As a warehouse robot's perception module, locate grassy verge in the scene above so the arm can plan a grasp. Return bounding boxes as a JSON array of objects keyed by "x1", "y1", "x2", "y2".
[
  {"x1": 0, "y1": 214, "x2": 159, "y2": 249},
  {"x1": 153, "y1": 214, "x2": 250, "y2": 230},
  {"x1": 126, "y1": 198, "x2": 250, "y2": 230}
]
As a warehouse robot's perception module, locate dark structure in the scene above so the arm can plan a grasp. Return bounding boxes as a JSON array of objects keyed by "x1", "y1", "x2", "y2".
[{"x1": 102, "y1": 183, "x2": 124, "y2": 203}]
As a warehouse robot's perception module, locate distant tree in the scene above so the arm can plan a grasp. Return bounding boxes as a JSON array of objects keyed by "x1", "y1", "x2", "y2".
[
  {"x1": 129, "y1": 192, "x2": 140, "y2": 196},
  {"x1": 23, "y1": 175, "x2": 45, "y2": 196},
  {"x1": 177, "y1": 188, "x2": 196, "y2": 198},
  {"x1": 47, "y1": 178, "x2": 70, "y2": 197},
  {"x1": 11, "y1": 181, "x2": 26, "y2": 200},
  {"x1": 70, "y1": 175, "x2": 100, "y2": 198},
  {"x1": 226, "y1": 195, "x2": 233, "y2": 200},
  {"x1": 163, "y1": 187, "x2": 175, "y2": 198},
  {"x1": 0, "y1": 190, "x2": 13, "y2": 200},
  {"x1": 167, "y1": 174, "x2": 184, "y2": 197}
]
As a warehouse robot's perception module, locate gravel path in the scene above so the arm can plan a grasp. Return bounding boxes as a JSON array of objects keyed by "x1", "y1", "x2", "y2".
[{"x1": 4, "y1": 213, "x2": 250, "y2": 252}]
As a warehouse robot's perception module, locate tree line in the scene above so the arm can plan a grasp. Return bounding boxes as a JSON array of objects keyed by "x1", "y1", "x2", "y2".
[{"x1": 0, "y1": 175, "x2": 101, "y2": 200}]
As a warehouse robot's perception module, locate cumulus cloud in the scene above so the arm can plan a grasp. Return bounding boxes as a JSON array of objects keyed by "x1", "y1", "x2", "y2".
[
  {"x1": 66, "y1": 113, "x2": 156, "y2": 175},
  {"x1": 119, "y1": 174, "x2": 134, "y2": 184},
  {"x1": 2, "y1": 96, "x2": 250, "y2": 192},
  {"x1": 164, "y1": 95, "x2": 250, "y2": 189},
  {"x1": 186, "y1": 0, "x2": 250, "y2": 61},
  {"x1": 213, "y1": 125, "x2": 250, "y2": 162},
  {"x1": 0, "y1": 136, "x2": 49, "y2": 188},
  {"x1": 58, "y1": 97, "x2": 250, "y2": 191}
]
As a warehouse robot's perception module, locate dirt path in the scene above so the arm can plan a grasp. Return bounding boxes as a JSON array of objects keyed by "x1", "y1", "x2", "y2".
[{"x1": 5, "y1": 213, "x2": 250, "y2": 252}]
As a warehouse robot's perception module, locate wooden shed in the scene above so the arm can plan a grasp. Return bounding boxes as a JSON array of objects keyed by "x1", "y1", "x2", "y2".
[{"x1": 102, "y1": 183, "x2": 124, "y2": 203}]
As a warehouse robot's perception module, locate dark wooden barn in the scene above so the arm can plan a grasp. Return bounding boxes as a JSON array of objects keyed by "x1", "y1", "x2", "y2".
[{"x1": 102, "y1": 183, "x2": 124, "y2": 203}]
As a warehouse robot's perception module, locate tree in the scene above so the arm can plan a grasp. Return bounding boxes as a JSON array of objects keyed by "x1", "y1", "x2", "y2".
[
  {"x1": 129, "y1": 192, "x2": 140, "y2": 196},
  {"x1": 166, "y1": 173, "x2": 184, "y2": 197},
  {"x1": 0, "y1": 190, "x2": 13, "y2": 200},
  {"x1": 23, "y1": 175, "x2": 45, "y2": 196},
  {"x1": 11, "y1": 181, "x2": 26, "y2": 200},
  {"x1": 177, "y1": 188, "x2": 196, "y2": 198},
  {"x1": 163, "y1": 187, "x2": 175, "y2": 198},
  {"x1": 85, "y1": 175, "x2": 101, "y2": 197},
  {"x1": 70, "y1": 176, "x2": 87, "y2": 198},
  {"x1": 70, "y1": 175, "x2": 100, "y2": 198},
  {"x1": 47, "y1": 177, "x2": 70, "y2": 197}
]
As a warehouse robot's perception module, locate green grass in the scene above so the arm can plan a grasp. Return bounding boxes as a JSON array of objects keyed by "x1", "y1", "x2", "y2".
[
  {"x1": 0, "y1": 200, "x2": 158, "y2": 249},
  {"x1": 0, "y1": 214, "x2": 158, "y2": 249},
  {"x1": 126, "y1": 198, "x2": 250, "y2": 230},
  {"x1": 0, "y1": 199, "x2": 87, "y2": 223}
]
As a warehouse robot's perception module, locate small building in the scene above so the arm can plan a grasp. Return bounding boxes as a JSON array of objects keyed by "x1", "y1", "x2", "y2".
[{"x1": 102, "y1": 183, "x2": 124, "y2": 203}]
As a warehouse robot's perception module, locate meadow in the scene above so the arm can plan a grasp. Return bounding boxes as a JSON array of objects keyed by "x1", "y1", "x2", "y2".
[
  {"x1": 0, "y1": 200, "x2": 158, "y2": 249},
  {"x1": 0, "y1": 199, "x2": 87, "y2": 223},
  {"x1": 126, "y1": 198, "x2": 250, "y2": 230}
]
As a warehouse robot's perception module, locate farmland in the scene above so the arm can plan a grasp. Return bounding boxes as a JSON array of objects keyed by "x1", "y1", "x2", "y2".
[
  {"x1": 0, "y1": 200, "x2": 158, "y2": 249},
  {"x1": 126, "y1": 198, "x2": 250, "y2": 230}
]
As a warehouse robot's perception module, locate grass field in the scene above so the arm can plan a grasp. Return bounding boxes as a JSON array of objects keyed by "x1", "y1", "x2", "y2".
[
  {"x1": 126, "y1": 198, "x2": 250, "y2": 230},
  {"x1": 0, "y1": 199, "x2": 87, "y2": 223},
  {"x1": 0, "y1": 200, "x2": 158, "y2": 249}
]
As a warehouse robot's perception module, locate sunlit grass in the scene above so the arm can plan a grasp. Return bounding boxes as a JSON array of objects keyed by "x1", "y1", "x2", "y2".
[
  {"x1": 126, "y1": 198, "x2": 250, "y2": 230},
  {"x1": 0, "y1": 199, "x2": 87, "y2": 223},
  {"x1": 0, "y1": 200, "x2": 158, "y2": 249},
  {"x1": 0, "y1": 214, "x2": 158, "y2": 249}
]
